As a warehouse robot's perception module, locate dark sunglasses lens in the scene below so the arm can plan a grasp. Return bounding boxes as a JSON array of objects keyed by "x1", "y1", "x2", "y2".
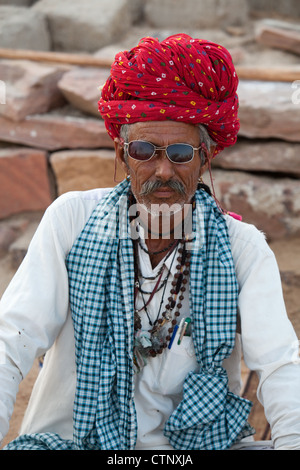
[
  {"x1": 167, "y1": 144, "x2": 194, "y2": 163},
  {"x1": 128, "y1": 141, "x2": 155, "y2": 161}
]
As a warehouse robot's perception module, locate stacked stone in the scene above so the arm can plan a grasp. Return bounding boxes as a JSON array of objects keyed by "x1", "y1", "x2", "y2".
[{"x1": 0, "y1": 0, "x2": 299, "y2": 242}]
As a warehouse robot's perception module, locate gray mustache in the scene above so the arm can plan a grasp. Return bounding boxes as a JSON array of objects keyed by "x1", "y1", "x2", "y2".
[{"x1": 140, "y1": 180, "x2": 186, "y2": 197}]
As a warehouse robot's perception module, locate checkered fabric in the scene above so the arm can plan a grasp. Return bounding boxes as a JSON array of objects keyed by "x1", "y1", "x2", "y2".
[{"x1": 4, "y1": 179, "x2": 253, "y2": 451}]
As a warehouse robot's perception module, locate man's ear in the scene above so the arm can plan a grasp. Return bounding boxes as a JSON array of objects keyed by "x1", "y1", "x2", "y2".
[
  {"x1": 199, "y1": 160, "x2": 209, "y2": 179},
  {"x1": 114, "y1": 139, "x2": 129, "y2": 175},
  {"x1": 209, "y1": 144, "x2": 217, "y2": 160},
  {"x1": 199, "y1": 143, "x2": 216, "y2": 177}
]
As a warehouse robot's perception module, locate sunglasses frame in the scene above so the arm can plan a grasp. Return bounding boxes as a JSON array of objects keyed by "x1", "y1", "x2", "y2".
[{"x1": 123, "y1": 140, "x2": 202, "y2": 165}]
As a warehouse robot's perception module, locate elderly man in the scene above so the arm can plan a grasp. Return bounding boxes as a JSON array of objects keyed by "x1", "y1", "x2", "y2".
[{"x1": 1, "y1": 34, "x2": 300, "y2": 451}]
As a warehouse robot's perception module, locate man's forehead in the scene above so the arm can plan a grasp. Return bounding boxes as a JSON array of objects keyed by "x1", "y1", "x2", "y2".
[{"x1": 128, "y1": 121, "x2": 200, "y2": 142}]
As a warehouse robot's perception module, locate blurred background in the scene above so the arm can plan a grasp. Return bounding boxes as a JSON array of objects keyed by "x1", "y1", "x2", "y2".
[{"x1": 0, "y1": 0, "x2": 299, "y2": 447}]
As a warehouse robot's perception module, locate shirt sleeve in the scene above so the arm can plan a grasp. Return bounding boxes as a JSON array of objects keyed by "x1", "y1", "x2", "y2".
[
  {"x1": 228, "y1": 217, "x2": 300, "y2": 450},
  {"x1": 0, "y1": 190, "x2": 101, "y2": 443}
]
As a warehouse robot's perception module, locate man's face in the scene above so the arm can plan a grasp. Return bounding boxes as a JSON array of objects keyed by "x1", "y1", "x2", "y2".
[{"x1": 115, "y1": 121, "x2": 208, "y2": 214}]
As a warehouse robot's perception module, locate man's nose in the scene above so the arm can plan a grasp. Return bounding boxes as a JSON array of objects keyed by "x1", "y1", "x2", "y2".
[{"x1": 154, "y1": 151, "x2": 175, "y2": 181}]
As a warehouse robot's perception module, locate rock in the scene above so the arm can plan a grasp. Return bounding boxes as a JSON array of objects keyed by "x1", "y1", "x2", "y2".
[
  {"x1": 129, "y1": 0, "x2": 145, "y2": 23},
  {"x1": 269, "y1": 236, "x2": 300, "y2": 336},
  {"x1": 33, "y1": 0, "x2": 131, "y2": 52},
  {"x1": 0, "y1": 147, "x2": 52, "y2": 219},
  {"x1": 248, "y1": 0, "x2": 300, "y2": 18},
  {"x1": 205, "y1": 169, "x2": 300, "y2": 240},
  {"x1": 58, "y1": 67, "x2": 109, "y2": 117},
  {"x1": 213, "y1": 139, "x2": 300, "y2": 177},
  {"x1": 0, "y1": 226, "x2": 19, "y2": 256},
  {"x1": 0, "y1": 217, "x2": 29, "y2": 257},
  {"x1": 238, "y1": 80, "x2": 300, "y2": 142},
  {"x1": 0, "y1": 79, "x2": 4, "y2": 105},
  {"x1": 94, "y1": 44, "x2": 121, "y2": 64},
  {"x1": 144, "y1": 0, "x2": 249, "y2": 29},
  {"x1": 255, "y1": 19, "x2": 300, "y2": 56},
  {"x1": 0, "y1": 107, "x2": 113, "y2": 150},
  {"x1": 9, "y1": 220, "x2": 40, "y2": 269},
  {"x1": 0, "y1": 1, "x2": 35, "y2": 5},
  {"x1": 0, "y1": 6, "x2": 51, "y2": 51},
  {"x1": 0, "y1": 60, "x2": 67, "y2": 122},
  {"x1": 50, "y1": 149, "x2": 116, "y2": 195}
]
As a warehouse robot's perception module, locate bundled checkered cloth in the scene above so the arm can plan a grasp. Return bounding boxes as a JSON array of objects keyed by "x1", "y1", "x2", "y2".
[{"x1": 5, "y1": 179, "x2": 253, "y2": 450}]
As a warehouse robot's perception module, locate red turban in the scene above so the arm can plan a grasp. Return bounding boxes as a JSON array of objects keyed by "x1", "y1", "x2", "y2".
[{"x1": 98, "y1": 34, "x2": 240, "y2": 158}]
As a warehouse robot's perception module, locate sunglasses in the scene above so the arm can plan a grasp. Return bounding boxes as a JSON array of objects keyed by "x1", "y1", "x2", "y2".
[{"x1": 123, "y1": 140, "x2": 203, "y2": 164}]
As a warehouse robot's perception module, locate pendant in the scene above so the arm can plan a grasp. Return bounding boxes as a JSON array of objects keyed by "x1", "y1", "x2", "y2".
[
  {"x1": 133, "y1": 347, "x2": 147, "y2": 373},
  {"x1": 134, "y1": 309, "x2": 141, "y2": 330},
  {"x1": 133, "y1": 330, "x2": 152, "y2": 373},
  {"x1": 149, "y1": 312, "x2": 171, "y2": 334}
]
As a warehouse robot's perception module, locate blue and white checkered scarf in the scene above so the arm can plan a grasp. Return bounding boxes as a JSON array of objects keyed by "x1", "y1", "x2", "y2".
[{"x1": 5, "y1": 179, "x2": 253, "y2": 450}]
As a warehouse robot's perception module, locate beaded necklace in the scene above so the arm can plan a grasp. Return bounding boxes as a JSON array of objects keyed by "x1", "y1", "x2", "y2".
[
  {"x1": 133, "y1": 233, "x2": 191, "y2": 372},
  {"x1": 128, "y1": 190, "x2": 194, "y2": 372}
]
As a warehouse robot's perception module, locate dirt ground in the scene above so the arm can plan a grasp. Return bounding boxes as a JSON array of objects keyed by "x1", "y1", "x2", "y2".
[{"x1": 0, "y1": 230, "x2": 299, "y2": 448}]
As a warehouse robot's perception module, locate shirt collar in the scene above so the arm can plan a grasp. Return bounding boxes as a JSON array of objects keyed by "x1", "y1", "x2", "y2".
[{"x1": 137, "y1": 223, "x2": 179, "y2": 278}]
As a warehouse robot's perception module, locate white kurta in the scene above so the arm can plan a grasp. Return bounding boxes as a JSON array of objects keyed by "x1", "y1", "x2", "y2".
[{"x1": 0, "y1": 188, "x2": 299, "y2": 449}]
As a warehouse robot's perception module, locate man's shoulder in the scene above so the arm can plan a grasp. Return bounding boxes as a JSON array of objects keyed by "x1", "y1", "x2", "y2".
[
  {"x1": 47, "y1": 187, "x2": 113, "y2": 219},
  {"x1": 225, "y1": 214, "x2": 271, "y2": 256},
  {"x1": 52, "y1": 187, "x2": 113, "y2": 209},
  {"x1": 44, "y1": 188, "x2": 114, "y2": 243}
]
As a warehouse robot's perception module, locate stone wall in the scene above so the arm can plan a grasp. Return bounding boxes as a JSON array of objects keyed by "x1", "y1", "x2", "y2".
[
  {"x1": 0, "y1": 0, "x2": 299, "y2": 243},
  {"x1": 1, "y1": 0, "x2": 300, "y2": 52}
]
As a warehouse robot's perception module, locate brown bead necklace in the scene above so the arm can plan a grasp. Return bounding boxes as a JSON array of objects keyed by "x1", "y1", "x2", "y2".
[{"x1": 133, "y1": 234, "x2": 191, "y2": 372}]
